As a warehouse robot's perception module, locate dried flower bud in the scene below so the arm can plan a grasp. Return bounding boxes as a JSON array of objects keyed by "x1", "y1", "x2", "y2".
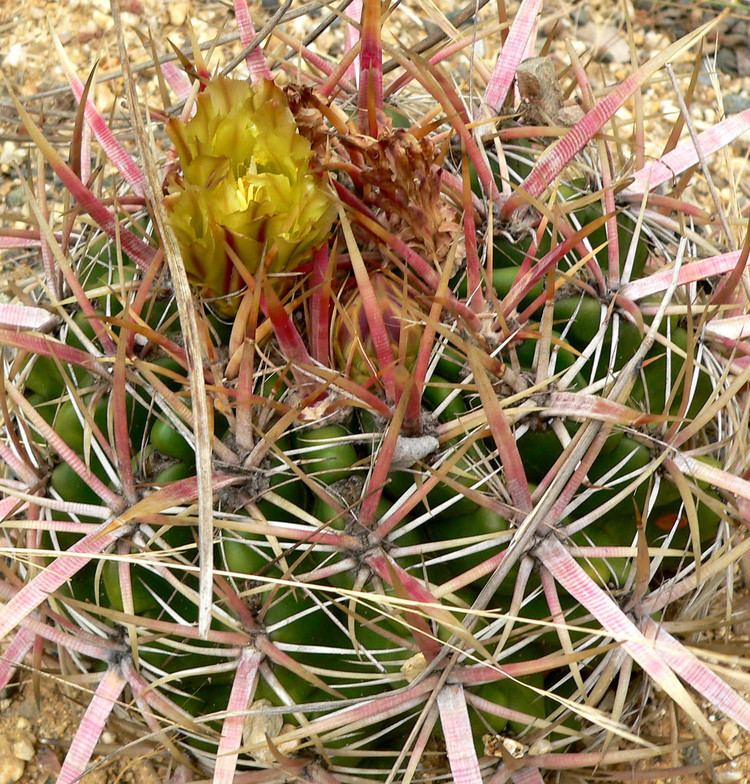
[{"x1": 341, "y1": 130, "x2": 460, "y2": 265}]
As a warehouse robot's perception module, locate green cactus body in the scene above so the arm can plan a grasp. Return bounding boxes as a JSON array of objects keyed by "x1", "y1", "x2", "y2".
[
  {"x1": 631, "y1": 326, "x2": 714, "y2": 417},
  {"x1": 428, "y1": 506, "x2": 510, "y2": 580},
  {"x1": 23, "y1": 176, "x2": 723, "y2": 780},
  {"x1": 294, "y1": 424, "x2": 359, "y2": 485},
  {"x1": 152, "y1": 461, "x2": 195, "y2": 484},
  {"x1": 150, "y1": 409, "x2": 228, "y2": 462},
  {"x1": 50, "y1": 461, "x2": 108, "y2": 506},
  {"x1": 385, "y1": 456, "x2": 483, "y2": 519},
  {"x1": 574, "y1": 436, "x2": 651, "y2": 517},
  {"x1": 24, "y1": 355, "x2": 66, "y2": 400},
  {"x1": 491, "y1": 185, "x2": 648, "y2": 280}
]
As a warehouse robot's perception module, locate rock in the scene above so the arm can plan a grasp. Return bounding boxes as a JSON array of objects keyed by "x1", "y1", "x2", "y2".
[
  {"x1": 577, "y1": 22, "x2": 630, "y2": 65},
  {"x1": 715, "y1": 48, "x2": 737, "y2": 75},
  {"x1": 643, "y1": 2, "x2": 750, "y2": 74},
  {"x1": 5, "y1": 187, "x2": 25, "y2": 210},
  {"x1": 76, "y1": 25, "x2": 102, "y2": 45},
  {"x1": 92, "y1": 9, "x2": 114, "y2": 30},
  {"x1": 728, "y1": 739, "x2": 743, "y2": 756},
  {"x1": 717, "y1": 768, "x2": 743, "y2": 784},
  {"x1": 168, "y1": 2, "x2": 189, "y2": 26},
  {"x1": 645, "y1": 31, "x2": 669, "y2": 50},
  {"x1": 540, "y1": 15, "x2": 570, "y2": 37},
  {"x1": 0, "y1": 142, "x2": 23, "y2": 173},
  {"x1": 719, "y1": 721, "x2": 740, "y2": 743},
  {"x1": 682, "y1": 743, "x2": 703, "y2": 767},
  {"x1": 11, "y1": 738, "x2": 34, "y2": 762},
  {"x1": 0, "y1": 735, "x2": 25, "y2": 784},
  {"x1": 422, "y1": 19, "x2": 441, "y2": 38},
  {"x1": 33, "y1": 747, "x2": 60, "y2": 778},
  {"x1": 10, "y1": 718, "x2": 35, "y2": 765},
  {"x1": 79, "y1": 764, "x2": 109, "y2": 784},
  {"x1": 724, "y1": 94, "x2": 750, "y2": 115},
  {"x1": 736, "y1": 49, "x2": 750, "y2": 77},
  {"x1": 15, "y1": 693, "x2": 40, "y2": 722},
  {"x1": 2, "y1": 44, "x2": 25, "y2": 69},
  {"x1": 95, "y1": 83, "x2": 116, "y2": 114}
]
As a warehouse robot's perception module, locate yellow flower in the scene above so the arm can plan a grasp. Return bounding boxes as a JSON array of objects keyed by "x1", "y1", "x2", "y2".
[{"x1": 164, "y1": 77, "x2": 336, "y2": 315}]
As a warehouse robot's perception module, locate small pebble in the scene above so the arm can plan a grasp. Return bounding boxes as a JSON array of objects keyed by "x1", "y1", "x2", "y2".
[
  {"x1": 737, "y1": 50, "x2": 750, "y2": 78},
  {"x1": 721, "y1": 720, "x2": 740, "y2": 743},
  {"x1": 95, "y1": 83, "x2": 116, "y2": 114},
  {"x1": 3, "y1": 43, "x2": 25, "y2": 69},
  {"x1": 725, "y1": 94, "x2": 750, "y2": 115},
  {"x1": 92, "y1": 9, "x2": 114, "y2": 30},
  {"x1": 100, "y1": 731, "x2": 115, "y2": 744},
  {"x1": 659, "y1": 100, "x2": 679, "y2": 116},
  {"x1": 717, "y1": 769, "x2": 743, "y2": 784},
  {"x1": 11, "y1": 738, "x2": 34, "y2": 762},
  {"x1": 5, "y1": 187, "x2": 25, "y2": 210},
  {"x1": 682, "y1": 744, "x2": 703, "y2": 766},
  {"x1": 716, "y1": 49, "x2": 737, "y2": 74},
  {"x1": 728, "y1": 739, "x2": 743, "y2": 758},
  {"x1": 645, "y1": 31, "x2": 668, "y2": 49},
  {"x1": 422, "y1": 19, "x2": 441, "y2": 38},
  {"x1": 0, "y1": 735, "x2": 25, "y2": 784},
  {"x1": 169, "y1": 2, "x2": 189, "y2": 27}
]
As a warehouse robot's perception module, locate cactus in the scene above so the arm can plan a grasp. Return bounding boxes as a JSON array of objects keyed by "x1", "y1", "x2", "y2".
[{"x1": 1, "y1": 2, "x2": 750, "y2": 783}]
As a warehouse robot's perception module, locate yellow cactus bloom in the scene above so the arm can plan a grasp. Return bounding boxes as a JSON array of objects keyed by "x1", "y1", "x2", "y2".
[{"x1": 164, "y1": 77, "x2": 336, "y2": 315}]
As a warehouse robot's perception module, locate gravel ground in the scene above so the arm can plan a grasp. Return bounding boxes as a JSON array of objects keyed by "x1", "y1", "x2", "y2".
[{"x1": 1, "y1": 1, "x2": 749, "y2": 782}]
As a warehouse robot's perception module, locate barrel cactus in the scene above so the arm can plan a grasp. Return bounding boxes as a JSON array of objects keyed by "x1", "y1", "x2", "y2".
[{"x1": 1, "y1": 2, "x2": 749, "y2": 782}]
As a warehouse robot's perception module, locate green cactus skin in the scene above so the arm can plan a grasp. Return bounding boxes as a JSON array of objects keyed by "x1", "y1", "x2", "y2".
[{"x1": 294, "y1": 424, "x2": 359, "y2": 485}]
